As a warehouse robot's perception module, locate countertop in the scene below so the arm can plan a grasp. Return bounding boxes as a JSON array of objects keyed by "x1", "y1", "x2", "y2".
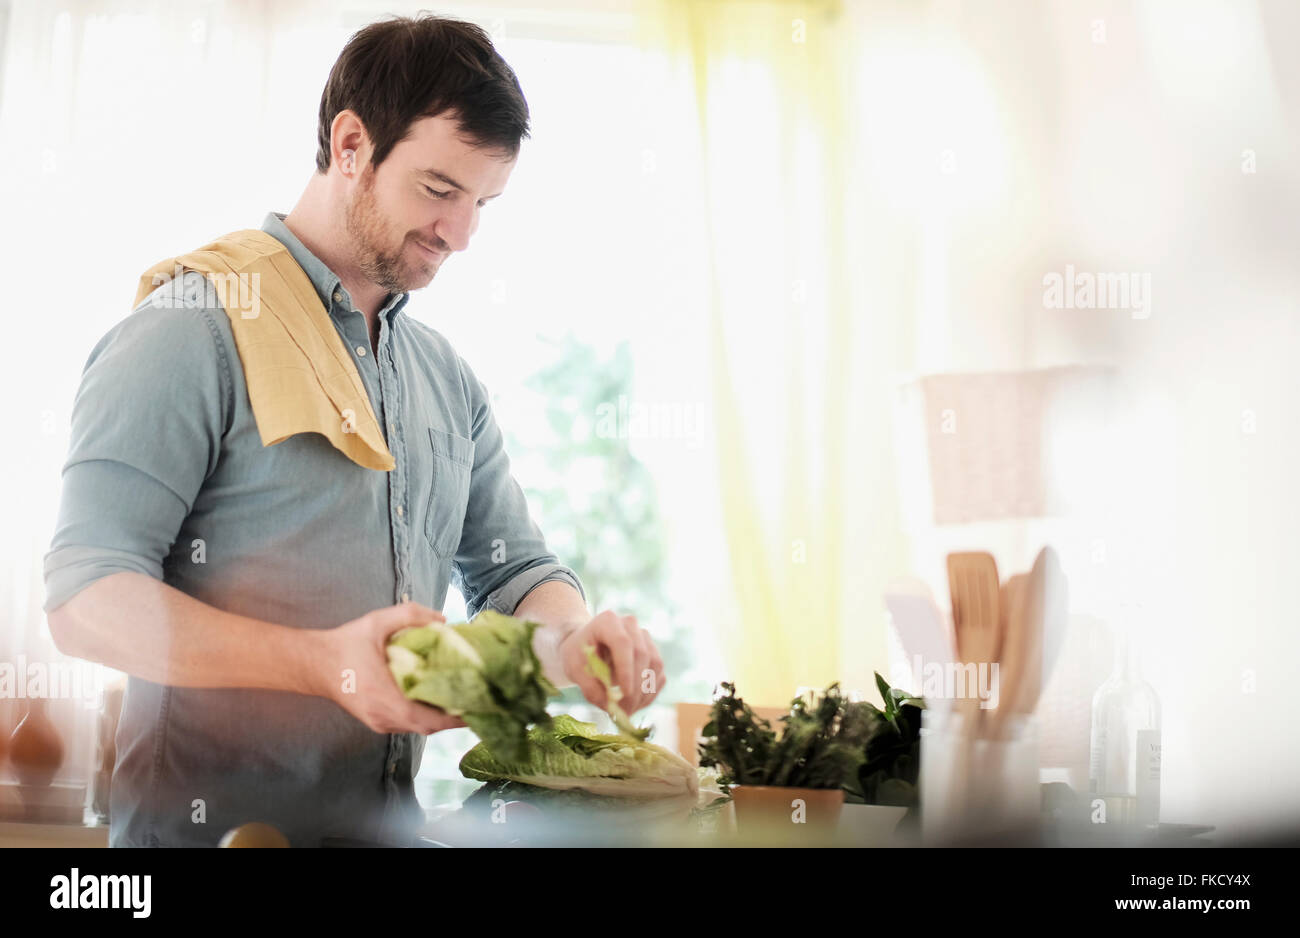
[{"x1": 0, "y1": 821, "x2": 109, "y2": 848}]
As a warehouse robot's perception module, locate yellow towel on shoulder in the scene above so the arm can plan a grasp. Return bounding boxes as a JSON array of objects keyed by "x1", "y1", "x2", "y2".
[{"x1": 133, "y1": 230, "x2": 394, "y2": 471}]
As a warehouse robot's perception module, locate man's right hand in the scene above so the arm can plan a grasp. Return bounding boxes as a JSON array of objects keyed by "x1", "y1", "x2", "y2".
[{"x1": 315, "y1": 601, "x2": 467, "y2": 736}]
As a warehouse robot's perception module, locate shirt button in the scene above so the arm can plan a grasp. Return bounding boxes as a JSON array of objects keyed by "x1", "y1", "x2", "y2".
[
  {"x1": 333, "y1": 290, "x2": 343, "y2": 303},
  {"x1": 395, "y1": 504, "x2": 404, "y2": 517},
  {"x1": 356, "y1": 346, "x2": 366, "y2": 356},
  {"x1": 401, "y1": 592, "x2": 410, "y2": 603}
]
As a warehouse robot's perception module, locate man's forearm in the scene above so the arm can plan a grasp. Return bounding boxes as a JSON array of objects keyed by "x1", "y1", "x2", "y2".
[
  {"x1": 47, "y1": 571, "x2": 326, "y2": 696},
  {"x1": 516, "y1": 579, "x2": 589, "y2": 688}
]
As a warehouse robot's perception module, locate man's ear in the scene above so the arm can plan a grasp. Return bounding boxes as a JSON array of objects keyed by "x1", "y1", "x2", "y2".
[{"x1": 329, "y1": 108, "x2": 368, "y2": 174}]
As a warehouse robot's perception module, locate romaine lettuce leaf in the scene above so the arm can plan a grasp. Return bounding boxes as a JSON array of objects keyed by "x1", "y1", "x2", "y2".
[
  {"x1": 582, "y1": 644, "x2": 651, "y2": 741},
  {"x1": 459, "y1": 714, "x2": 698, "y2": 800},
  {"x1": 386, "y1": 611, "x2": 558, "y2": 762}
]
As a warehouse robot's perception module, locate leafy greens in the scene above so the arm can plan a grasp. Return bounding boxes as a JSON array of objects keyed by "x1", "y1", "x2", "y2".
[
  {"x1": 698, "y1": 673, "x2": 925, "y2": 800},
  {"x1": 698, "y1": 681, "x2": 877, "y2": 789},
  {"x1": 386, "y1": 610, "x2": 557, "y2": 763},
  {"x1": 844, "y1": 672, "x2": 924, "y2": 808},
  {"x1": 459, "y1": 713, "x2": 698, "y2": 800},
  {"x1": 582, "y1": 643, "x2": 651, "y2": 741}
]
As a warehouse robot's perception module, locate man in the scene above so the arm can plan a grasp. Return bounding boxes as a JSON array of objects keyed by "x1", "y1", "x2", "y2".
[{"x1": 43, "y1": 14, "x2": 665, "y2": 847}]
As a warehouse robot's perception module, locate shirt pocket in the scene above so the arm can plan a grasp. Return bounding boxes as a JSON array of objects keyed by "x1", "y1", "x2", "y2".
[{"x1": 424, "y1": 427, "x2": 476, "y2": 559}]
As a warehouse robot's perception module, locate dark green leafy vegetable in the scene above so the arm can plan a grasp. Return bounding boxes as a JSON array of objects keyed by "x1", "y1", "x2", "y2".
[
  {"x1": 697, "y1": 682, "x2": 778, "y2": 786},
  {"x1": 699, "y1": 673, "x2": 926, "y2": 805},
  {"x1": 697, "y1": 681, "x2": 879, "y2": 790},
  {"x1": 844, "y1": 672, "x2": 925, "y2": 808}
]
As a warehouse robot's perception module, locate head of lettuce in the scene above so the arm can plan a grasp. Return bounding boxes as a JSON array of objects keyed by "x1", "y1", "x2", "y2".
[
  {"x1": 387, "y1": 609, "x2": 698, "y2": 820},
  {"x1": 386, "y1": 610, "x2": 557, "y2": 763}
]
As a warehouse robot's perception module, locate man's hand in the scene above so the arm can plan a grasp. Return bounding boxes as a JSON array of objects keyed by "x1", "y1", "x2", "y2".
[
  {"x1": 559, "y1": 610, "x2": 666, "y2": 714},
  {"x1": 316, "y1": 601, "x2": 467, "y2": 735}
]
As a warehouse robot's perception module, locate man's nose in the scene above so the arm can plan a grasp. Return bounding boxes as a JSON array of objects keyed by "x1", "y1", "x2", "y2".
[{"x1": 432, "y1": 202, "x2": 475, "y2": 253}]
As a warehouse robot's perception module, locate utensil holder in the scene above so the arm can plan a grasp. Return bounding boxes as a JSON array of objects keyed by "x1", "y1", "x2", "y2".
[{"x1": 920, "y1": 708, "x2": 1040, "y2": 844}]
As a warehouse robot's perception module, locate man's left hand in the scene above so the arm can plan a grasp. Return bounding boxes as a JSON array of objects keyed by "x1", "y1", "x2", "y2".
[{"x1": 558, "y1": 610, "x2": 665, "y2": 714}]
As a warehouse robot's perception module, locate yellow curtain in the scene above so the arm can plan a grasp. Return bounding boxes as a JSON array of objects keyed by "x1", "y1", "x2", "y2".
[{"x1": 636, "y1": 0, "x2": 862, "y2": 705}]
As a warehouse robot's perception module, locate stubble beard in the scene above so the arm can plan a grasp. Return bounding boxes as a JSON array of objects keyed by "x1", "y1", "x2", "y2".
[{"x1": 344, "y1": 167, "x2": 435, "y2": 294}]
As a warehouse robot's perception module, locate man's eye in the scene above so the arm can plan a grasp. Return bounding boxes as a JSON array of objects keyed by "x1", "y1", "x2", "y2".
[{"x1": 423, "y1": 185, "x2": 450, "y2": 199}]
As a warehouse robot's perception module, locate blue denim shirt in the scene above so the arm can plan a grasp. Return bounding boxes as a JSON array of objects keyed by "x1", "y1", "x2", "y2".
[{"x1": 43, "y1": 212, "x2": 585, "y2": 847}]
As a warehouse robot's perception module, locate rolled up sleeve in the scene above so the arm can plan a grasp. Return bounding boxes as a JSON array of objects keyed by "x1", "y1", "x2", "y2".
[
  {"x1": 450, "y1": 359, "x2": 586, "y2": 620},
  {"x1": 44, "y1": 279, "x2": 230, "y2": 614}
]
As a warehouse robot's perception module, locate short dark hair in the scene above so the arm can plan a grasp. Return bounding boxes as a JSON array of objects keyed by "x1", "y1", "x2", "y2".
[{"x1": 315, "y1": 14, "x2": 530, "y2": 173}]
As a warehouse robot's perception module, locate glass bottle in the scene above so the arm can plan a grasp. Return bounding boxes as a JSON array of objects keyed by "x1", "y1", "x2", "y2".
[{"x1": 1089, "y1": 627, "x2": 1161, "y2": 828}]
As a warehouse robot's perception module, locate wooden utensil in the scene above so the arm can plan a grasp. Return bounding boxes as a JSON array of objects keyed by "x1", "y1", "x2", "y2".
[
  {"x1": 989, "y1": 546, "x2": 1068, "y2": 738},
  {"x1": 937, "y1": 551, "x2": 1003, "y2": 835},
  {"x1": 946, "y1": 552, "x2": 1002, "y2": 728},
  {"x1": 884, "y1": 578, "x2": 957, "y2": 711},
  {"x1": 951, "y1": 548, "x2": 998, "y2": 743},
  {"x1": 989, "y1": 572, "x2": 1032, "y2": 738},
  {"x1": 1035, "y1": 546, "x2": 1069, "y2": 697}
]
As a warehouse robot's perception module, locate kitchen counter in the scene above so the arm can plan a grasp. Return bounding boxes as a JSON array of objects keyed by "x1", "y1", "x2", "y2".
[{"x1": 0, "y1": 821, "x2": 109, "y2": 848}]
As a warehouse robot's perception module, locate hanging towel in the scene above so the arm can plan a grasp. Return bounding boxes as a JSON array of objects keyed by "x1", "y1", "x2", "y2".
[{"x1": 133, "y1": 229, "x2": 394, "y2": 471}]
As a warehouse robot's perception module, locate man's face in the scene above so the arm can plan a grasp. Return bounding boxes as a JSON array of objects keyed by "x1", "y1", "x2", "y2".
[{"x1": 344, "y1": 113, "x2": 515, "y2": 293}]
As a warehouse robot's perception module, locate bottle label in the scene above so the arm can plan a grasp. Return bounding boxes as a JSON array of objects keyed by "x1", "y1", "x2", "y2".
[
  {"x1": 1136, "y1": 729, "x2": 1161, "y2": 824},
  {"x1": 1089, "y1": 725, "x2": 1106, "y2": 793}
]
